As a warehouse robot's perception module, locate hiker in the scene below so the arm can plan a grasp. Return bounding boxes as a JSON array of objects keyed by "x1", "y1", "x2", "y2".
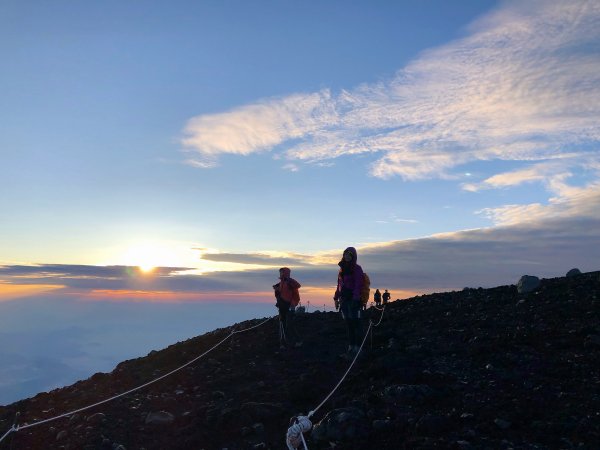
[
  {"x1": 273, "y1": 267, "x2": 302, "y2": 349},
  {"x1": 374, "y1": 288, "x2": 382, "y2": 307},
  {"x1": 382, "y1": 289, "x2": 391, "y2": 305},
  {"x1": 333, "y1": 247, "x2": 364, "y2": 356}
]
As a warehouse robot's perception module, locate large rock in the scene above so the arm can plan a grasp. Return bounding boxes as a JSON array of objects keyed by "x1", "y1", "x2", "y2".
[
  {"x1": 311, "y1": 407, "x2": 369, "y2": 442},
  {"x1": 517, "y1": 275, "x2": 540, "y2": 294},
  {"x1": 566, "y1": 268, "x2": 581, "y2": 277},
  {"x1": 145, "y1": 411, "x2": 175, "y2": 425}
]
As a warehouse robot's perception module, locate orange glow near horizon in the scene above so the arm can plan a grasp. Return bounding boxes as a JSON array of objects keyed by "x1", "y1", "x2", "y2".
[{"x1": 0, "y1": 283, "x2": 65, "y2": 301}]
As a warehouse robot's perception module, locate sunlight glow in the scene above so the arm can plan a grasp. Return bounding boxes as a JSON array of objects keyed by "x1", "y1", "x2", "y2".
[
  {"x1": 0, "y1": 283, "x2": 65, "y2": 301},
  {"x1": 139, "y1": 265, "x2": 155, "y2": 274},
  {"x1": 112, "y1": 240, "x2": 195, "y2": 270}
]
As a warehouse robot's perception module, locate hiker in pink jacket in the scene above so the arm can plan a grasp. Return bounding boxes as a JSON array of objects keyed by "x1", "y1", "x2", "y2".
[
  {"x1": 334, "y1": 247, "x2": 364, "y2": 356},
  {"x1": 273, "y1": 267, "x2": 302, "y2": 349}
]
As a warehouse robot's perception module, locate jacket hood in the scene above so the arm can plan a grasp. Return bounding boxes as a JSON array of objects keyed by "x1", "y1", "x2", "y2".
[
  {"x1": 279, "y1": 267, "x2": 291, "y2": 278},
  {"x1": 339, "y1": 246, "x2": 358, "y2": 267}
]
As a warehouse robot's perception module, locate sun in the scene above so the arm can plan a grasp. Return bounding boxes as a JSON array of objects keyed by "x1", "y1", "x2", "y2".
[
  {"x1": 138, "y1": 264, "x2": 155, "y2": 274},
  {"x1": 118, "y1": 241, "x2": 183, "y2": 272},
  {"x1": 107, "y1": 239, "x2": 203, "y2": 273}
]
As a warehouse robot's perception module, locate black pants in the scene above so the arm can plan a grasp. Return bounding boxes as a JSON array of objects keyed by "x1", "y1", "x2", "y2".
[
  {"x1": 277, "y1": 301, "x2": 300, "y2": 345},
  {"x1": 340, "y1": 290, "x2": 362, "y2": 347}
]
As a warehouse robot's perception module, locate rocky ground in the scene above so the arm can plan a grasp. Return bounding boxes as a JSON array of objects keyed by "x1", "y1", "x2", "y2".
[{"x1": 1, "y1": 271, "x2": 599, "y2": 450}]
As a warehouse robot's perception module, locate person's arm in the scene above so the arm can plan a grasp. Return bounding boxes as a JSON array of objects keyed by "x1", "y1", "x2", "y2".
[{"x1": 333, "y1": 270, "x2": 342, "y2": 300}]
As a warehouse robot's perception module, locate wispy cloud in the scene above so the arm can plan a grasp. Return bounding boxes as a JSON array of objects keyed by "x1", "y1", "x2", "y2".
[
  {"x1": 199, "y1": 251, "x2": 310, "y2": 267},
  {"x1": 182, "y1": 91, "x2": 338, "y2": 167},
  {"x1": 181, "y1": 0, "x2": 600, "y2": 188},
  {"x1": 282, "y1": 163, "x2": 300, "y2": 172},
  {"x1": 478, "y1": 180, "x2": 600, "y2": 225}
]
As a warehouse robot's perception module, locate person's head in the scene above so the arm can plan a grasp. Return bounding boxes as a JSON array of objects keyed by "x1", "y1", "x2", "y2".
[
  {"x1": 279, "y1": 267, "x2": 291, "y2": 279},
  {"x1": 342, "y1": 247, "x2": 357, "y2": 262},
  {"x1": 385, "y1": 289, "x2": 388, "y2": 293}
]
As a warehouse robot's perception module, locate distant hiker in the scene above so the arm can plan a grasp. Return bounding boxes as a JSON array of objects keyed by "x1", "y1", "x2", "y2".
[
  {"x1": 382, "y1": 289, "x2": 391, "y2": 305},
  {"x1": 273, "y1": 267, "x2": 302, "y2": 349},
  {"x1": 334, "y1": 247, "x2": 364, "y2": 357},
  {"x1": 374, "y1": 289, "x2": 382, "y2": 307}
]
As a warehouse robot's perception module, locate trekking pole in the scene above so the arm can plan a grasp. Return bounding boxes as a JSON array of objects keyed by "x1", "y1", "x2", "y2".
[{"x1": 279, "y1": 318, "x2": 283, "y2": 345}]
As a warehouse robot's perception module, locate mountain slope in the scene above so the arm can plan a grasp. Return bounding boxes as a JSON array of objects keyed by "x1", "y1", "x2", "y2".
[{"x1": 1, "y1": 272, "x2": 599, "y2": 449}]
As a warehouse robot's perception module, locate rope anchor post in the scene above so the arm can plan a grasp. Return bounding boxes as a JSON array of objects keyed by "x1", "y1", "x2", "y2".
[{"x1": 286, "y1": 415, "x2": 312, "y2": 450}]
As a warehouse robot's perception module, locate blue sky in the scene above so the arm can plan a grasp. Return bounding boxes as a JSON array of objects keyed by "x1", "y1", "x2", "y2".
[{"x1": 1, "y1": 0, "x2": 600, "y2": 403}]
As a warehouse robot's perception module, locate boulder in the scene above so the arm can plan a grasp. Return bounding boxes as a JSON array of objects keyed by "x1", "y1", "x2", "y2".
[
  {"x1": 86, "y1": 412, "x2": 106, "y2": 424},
  {"x1": 566, "y1": 268, "x2": 581, "y2": 277},
  {"x1": 517, "y1": 275, "x2": 540, "y2": 294},
  {"x1": 56, "y1": 430, "x2": 68, "y2": 441},
  {"x1": 311, "y1": 407, "x2": 369, "y2": 442},
  {"x1": 145, "y1": 411, "x2": 175, "y2": 425}
]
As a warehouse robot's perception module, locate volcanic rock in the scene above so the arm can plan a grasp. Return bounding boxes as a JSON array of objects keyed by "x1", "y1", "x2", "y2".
[
  {"x1": 517, "y1": 275, "x2": 540, "y2": 293},
  {"x1": 1, "y1": 271, "x2": 599, "y2": 449}
]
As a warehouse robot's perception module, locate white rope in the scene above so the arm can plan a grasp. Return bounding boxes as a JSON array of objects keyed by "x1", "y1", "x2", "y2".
[
  {"x1": 307, "y1": 320, "x2": 373, "y2": 419},
  {"x1": 286, "y1": 416, "x2": 312, "y2": 450},
  {"x1": 299, "y1": 425, "x2": 309, "y2": 450},
  {"x1": 371, "y1": 304, "x2": 386, "y2": 327},
  {"x1": 286, "y1": 304, "x2": 389, "y2": 449},
  {"x1": 0, "y1": 425, "x2": 16, "y2": 444},
  {"x1": 2, "y1": 316, "x2": 273, "y2": 436}
]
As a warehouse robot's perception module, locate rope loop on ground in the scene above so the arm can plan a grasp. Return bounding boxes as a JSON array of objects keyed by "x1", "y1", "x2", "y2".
[{"x1": 286, "y1": 415, "x2": 312, "y2": 450}]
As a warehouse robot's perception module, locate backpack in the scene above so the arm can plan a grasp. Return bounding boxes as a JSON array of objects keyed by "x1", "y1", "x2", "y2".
[{"x1": 360, "y1": 273, "x2": 370, "y2": 306}]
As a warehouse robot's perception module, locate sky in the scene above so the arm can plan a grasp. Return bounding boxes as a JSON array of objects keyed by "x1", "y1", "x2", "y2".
[{"x1": 1, "y1": 0, "x2": 600, "y2": 404}]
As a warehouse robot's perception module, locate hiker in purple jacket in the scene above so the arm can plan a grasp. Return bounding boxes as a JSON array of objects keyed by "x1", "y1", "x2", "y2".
[{"x1": 333, "y1": 247, "x2": 364, "y2": 356}]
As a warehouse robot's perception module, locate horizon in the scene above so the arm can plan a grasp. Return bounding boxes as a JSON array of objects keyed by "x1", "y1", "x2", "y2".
[{"x1": 2, "y1": 0, "x2": 600, "y2": 404}]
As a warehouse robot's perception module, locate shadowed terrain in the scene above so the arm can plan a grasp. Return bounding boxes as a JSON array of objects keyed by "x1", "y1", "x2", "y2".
[{"x1": 1, "y1": 272, "x2": 599, "y2": 449}]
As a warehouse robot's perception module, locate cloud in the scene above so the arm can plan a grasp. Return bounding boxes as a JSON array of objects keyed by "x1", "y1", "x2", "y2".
[
  {"x1": 180, "y1": 0, "x2": 600, "y2": 186},
  {"x1": 182, "y1": 90, "x2": 338, "y2": 165},
  {"x1": 0, "y1": 297, "x2": 274, "y2": 404},
  {"x1": 199, "y1": 252, "x2": 310, "y2": 267},
  {"x1": 3, "y1": 188, "x2": 599, "y2": 300},
  {"x1": 462, "y1": 160, "x2": 572, "y2": 192},
  {"x1": 477, "y1": 180, "x2": 600, "y2": 225}
]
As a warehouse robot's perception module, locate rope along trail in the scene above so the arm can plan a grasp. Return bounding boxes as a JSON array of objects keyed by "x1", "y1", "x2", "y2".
[
  {"x1": 286, "y1": 305, "x2": 387, "y2": 450},
  {"x1": 0, "y1": 316, "x2": 273, "y2": 444}
]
